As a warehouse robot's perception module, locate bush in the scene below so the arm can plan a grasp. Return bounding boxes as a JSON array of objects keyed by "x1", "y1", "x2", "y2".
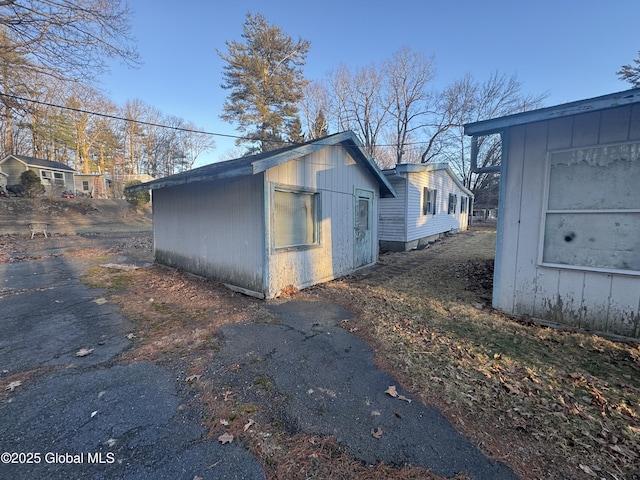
[
  {"x1": 124, "y1": 180, "x2": 150, "y2": 207},
  {"x1": 20, "y1": 170, "x2": 45, "y2": 197}
]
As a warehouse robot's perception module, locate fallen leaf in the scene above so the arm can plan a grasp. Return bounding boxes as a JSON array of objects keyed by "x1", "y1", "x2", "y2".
[
  {"x1": 244, "y1": 419, "x2": 255, "y2": 431},
  {"x1": 579, "y1": 464, "x2": 596, "y2": 476},
  {"x1": 93, "y1": 298, "x2": 107, "y2": 305},
  {"x1": 90, "y1": 411, "x2": 98, "y2": 418},
  {"x1": 219, "y1": 419, "x2": 229, "y2": 426},
  {"x1": 398, "y1": 394, "x2": 412, "y2": 403},
  {"x1": 218, "y1": 432, "x2": 234, "y2": 444},
  {"x1": 185, "y1": 374, "x2": 201, "y2": 382},
  {"x1": 371, "y1": 427, "x2": 383, "y2": 439},
  {"x1": 385, "y1": 385, "x2": 398, "y2": 398},
  {"x1": 6, "y1": 380, "x2": 22, "y2": 391},
  {"x1": 76, "y1": 348, "x2": 94, "y2": 357}
]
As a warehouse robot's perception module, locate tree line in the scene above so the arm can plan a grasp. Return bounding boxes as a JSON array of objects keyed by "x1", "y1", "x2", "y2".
[
  {"x1": 0, "y1": 0, "x2": 214, "y2": 178},
  {"x1": 2, "y1": 5, "x2": 638, "y2": 193}
]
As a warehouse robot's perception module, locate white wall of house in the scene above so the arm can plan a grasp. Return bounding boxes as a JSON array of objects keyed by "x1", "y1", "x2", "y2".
[
  {"x1": 264, "y1": 147, "x2": 380, "y2": 297},
  {"x1": 379, "y1": 164, "x2": 472, "y2": 251},
  {"x1": 495, "y1": 103, "x2": 640, "y2": 338},
  {"x1": 152, "y1": 174, "x2": 266, "y2": 295}
]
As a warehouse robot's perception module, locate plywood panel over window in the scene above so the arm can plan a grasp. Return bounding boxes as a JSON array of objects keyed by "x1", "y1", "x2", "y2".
[{"x1": 541, "y1": 142, "x2": 640, "y2": 274}]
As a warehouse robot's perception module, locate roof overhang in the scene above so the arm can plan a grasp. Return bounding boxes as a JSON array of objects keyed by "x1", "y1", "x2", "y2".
[
  {"x1": 126, "y1": 131, "x2": 397, "y2": 198},
  {"x1": 464, "y1": 87, "x2": 640, "y2": 137}
]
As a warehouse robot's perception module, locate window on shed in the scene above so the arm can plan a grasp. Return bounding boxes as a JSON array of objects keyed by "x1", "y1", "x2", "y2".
[
  {"x1": 422, "y1": 188, "x2": 437, "y2": 215},
  {"x1": 448, "y1": 193, "x2": 457, "y2": 214},
  {"x1": 273, "y1": 188, "x2": 319, "y2": 249},
  {"x1": 461, "y1": 196, "x2": 468, "y2": 214},
  {"x1": 541, "y1": 142, "x2": 640, "y2": 273}
]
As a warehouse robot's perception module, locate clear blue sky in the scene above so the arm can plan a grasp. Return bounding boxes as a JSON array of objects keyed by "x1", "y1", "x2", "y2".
[{"x1": 102, "y1": 0, "x2": 639, "y2": 167}]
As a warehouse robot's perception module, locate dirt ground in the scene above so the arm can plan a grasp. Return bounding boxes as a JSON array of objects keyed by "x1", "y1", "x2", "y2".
[{"x1": 1, "y1": 198, "x2": 639, "y2": 480}]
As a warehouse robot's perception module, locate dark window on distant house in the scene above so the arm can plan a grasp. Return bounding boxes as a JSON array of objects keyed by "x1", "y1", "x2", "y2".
[
  {"x1": 40, "y1": 170, "x2": 50, "y2": 178},
  {"x1": 82, "y1": 181, "x2": 89, "y2": 191},
  {"x1": 422, "y1": 188, "x2": 437, "y2": 215},
  {"x1": 54, "y1": 172, "x2": 63, "y2": 179},
  {"x1": 448, "y1": 193, "x2": 457, "y2": 214}
]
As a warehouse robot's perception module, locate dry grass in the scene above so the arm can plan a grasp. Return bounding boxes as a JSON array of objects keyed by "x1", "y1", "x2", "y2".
[{"x1": 81, "y1": 224, "x2": 640, "y2": 479}]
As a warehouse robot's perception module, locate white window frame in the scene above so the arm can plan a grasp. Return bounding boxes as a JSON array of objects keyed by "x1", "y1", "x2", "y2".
[
  {"x1": 271, "y1": 184, "x2": 321, "y2": 251},
  {"x1": 538, "y1": 142, "x2": 640, "y2": 276}
]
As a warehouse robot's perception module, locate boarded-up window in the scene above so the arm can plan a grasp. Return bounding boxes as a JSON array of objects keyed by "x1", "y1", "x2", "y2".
[
  {"x1": 542, "y1": 142, "x2": 640, "y2": 273},
  {"x1": 423, "y1": 188, "x2": 437, "y2": 215},
  {"x1": 273, "y1": 189, "x2": 318, "y2": 248}
]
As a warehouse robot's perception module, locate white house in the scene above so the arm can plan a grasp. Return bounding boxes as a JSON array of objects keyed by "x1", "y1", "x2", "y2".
[
  {"x1": 378, "y1": 163, "x2": 473, "y2": 252},
  {"x1": 464, "y1": 88, "x2": 640, "y2": 339},
  {"x1": 126, "y1": 131, "x2": 396, "y2": 299}
]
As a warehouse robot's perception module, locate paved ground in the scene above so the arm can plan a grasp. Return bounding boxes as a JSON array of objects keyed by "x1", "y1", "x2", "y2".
[{"x1": 0, "y1": 248, "x2": 516, "y2": 479}]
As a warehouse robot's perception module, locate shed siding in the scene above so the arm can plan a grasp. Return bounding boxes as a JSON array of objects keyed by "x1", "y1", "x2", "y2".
[
  {"x1": 153, "y1": 175, "x2": 265, "y2": 294},
  {"x1": 496, "y1": 104, "x2": 640, "y2": 338},
  {"x1": 378, "y1": 175, "x2": 407, "y2": 241},
  {"x1": 264, "y1": 147, "x2": 379, "y2": 297}
]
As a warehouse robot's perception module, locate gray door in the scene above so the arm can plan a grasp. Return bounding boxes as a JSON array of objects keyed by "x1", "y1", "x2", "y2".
[{"x1": 354, "y1": 189, "x2": 373, "y2": 268}]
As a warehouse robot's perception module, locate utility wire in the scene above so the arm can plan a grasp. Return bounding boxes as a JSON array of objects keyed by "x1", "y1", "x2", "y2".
[{"x1": 0, "y1": 91, "x2": 435, "y2": 149}]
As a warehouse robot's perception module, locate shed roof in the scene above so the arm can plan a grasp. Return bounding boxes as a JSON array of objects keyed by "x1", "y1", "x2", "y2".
[
  {"x1": 1, "y1": 154, "x2": 75, "y2": 172},
  {"x1": 464, "y1": 87, "x2": 640, "y2": 136},
  {"x1": 126, "y1": 131, "x2": 396, "y2": 197},
  {"x1": 383, "y1": 162, "x2": 474, "y2": 197}
]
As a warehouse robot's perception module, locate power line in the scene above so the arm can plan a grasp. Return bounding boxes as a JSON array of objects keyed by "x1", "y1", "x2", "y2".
[
  {"x1": 0, "y1": 91, "x2": 436, "y2": 150},
  {"x1": 0, "y1": 92, "x2": 242, "y2": 140}
]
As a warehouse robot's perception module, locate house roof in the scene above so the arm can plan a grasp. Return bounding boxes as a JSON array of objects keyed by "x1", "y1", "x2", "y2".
[
  {"x1": 1, "y1": 154, "x2": 75, "y2": 172},
  {"x1": 383, "y1": 162, "x2": 474, "y2": 197},
  {"x1": 464, "y1": 87, "x2": 640, "y2": 136},
  {"x1": 126, "y1": 131, "x2": 396, "y2": 197}
]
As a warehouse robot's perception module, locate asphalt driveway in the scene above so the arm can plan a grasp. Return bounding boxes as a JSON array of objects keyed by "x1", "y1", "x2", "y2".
[{"x1": 1, "y1": 255, "x2": 516, "y2": 479}]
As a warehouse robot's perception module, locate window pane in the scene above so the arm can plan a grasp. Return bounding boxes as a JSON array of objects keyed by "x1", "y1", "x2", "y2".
[
  {"x1": 357, "y1": 198, "x2": 369, "y2": 230},
  {"x1": 274, "y1": 190, "x2": 316, "y2": 248}
]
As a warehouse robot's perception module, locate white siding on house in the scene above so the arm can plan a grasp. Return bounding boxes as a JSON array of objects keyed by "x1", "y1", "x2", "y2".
[
  {"x1": 153, "y1": 175, "x2": 265, "y2": 294},
  {"x1": 379, "y1": 163, "x2": 472, "y2": 250},
  {"x1": 265, "y1": 147, "x2": 380, "y2": 297},
  {"x1": 378, "y1": 175, "x2": 407, "y2": 241},
  {"x1": 494, "y1": 103, "x2": 640, "y2": 338}
]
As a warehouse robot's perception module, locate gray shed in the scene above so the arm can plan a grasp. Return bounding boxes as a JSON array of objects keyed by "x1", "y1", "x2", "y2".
[
  {"x1": 464, "y1": 88, "x2": 640, "y2": 338},
  {"x1": 127, "y1": 131, "x2": 396, "y2": 299}
]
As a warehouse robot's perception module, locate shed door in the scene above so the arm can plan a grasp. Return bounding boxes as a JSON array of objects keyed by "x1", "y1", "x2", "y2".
[{"x1": 354, "y1": 189, "x2": 374, "y2": 268}]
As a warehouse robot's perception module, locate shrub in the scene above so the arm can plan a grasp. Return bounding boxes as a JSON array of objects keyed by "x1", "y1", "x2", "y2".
[
  {"x1": 124, "y1": 180, "x2": 150, "y2": 207},
  {"x1": 20, "y1": 170, "x2": 45, "y2": 197}
]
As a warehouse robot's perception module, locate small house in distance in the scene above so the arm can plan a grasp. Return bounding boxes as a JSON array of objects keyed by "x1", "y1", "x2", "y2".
[
  {"x1": 126, "y1": 131, "x2": 396, "y2": 299},
  {"x1": 378, "y1": 163, "x2": 473, "y2": 252},
  {"x1": 0, "y1": 155, "x2": 75, "y2": 194},
  {"x1": 464, "y1": 88, "x2": 640, "y2": 339}
]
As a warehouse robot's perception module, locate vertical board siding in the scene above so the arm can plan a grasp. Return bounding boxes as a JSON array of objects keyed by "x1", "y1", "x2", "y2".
[
  {"x1": 265, "y1": 148, "x2": 379, "y2": 297},
  {"x1": 498, "y1": 103, "x2": 640, "y2": 338},
  {"x1": 153, "y1": 175, "x2": 265, "y2": 293}
]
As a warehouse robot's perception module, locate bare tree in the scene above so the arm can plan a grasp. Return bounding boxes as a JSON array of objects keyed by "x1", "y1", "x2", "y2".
[
  {"x1": 299, "y1": 80, "x2": 329, "y2": 139},
  {"x1": 0, "y1": 0, "x2": 139, "y2": 82},
  {"x1": 385, "y1": 46, "x2": 436, "y2": 164},
  {"x1": 327, "y1": 63, "x2": 390, "y2": 157}
]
